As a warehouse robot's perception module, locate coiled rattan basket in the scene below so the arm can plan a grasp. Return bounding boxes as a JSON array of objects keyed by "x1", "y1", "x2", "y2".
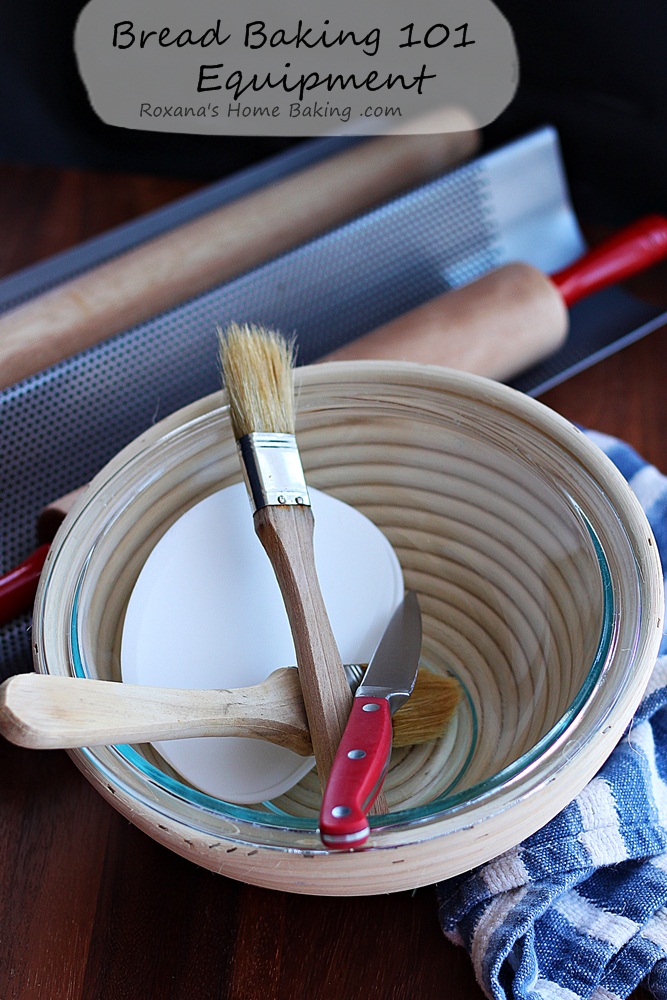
[{"x1": 33, "y1": 361, "x2": 664, "y2": 895}]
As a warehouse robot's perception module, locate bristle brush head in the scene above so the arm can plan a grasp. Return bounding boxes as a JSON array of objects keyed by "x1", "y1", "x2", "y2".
[
  {"x1": 218, "y1": 322, "x2": 296, "y2": 439},
  {"x1": 392, "y1": 671, "x2": 462, "y2": 747}
]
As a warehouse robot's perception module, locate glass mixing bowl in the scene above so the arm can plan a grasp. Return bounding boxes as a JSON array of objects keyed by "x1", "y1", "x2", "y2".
[{"x1": 33, "y1": 362, "x2": 664, "y2": 895}]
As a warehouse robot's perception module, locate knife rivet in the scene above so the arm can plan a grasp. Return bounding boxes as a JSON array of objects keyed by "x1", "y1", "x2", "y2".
[
  {"x1": 362, "y1": 704, "x2": 380, "y2": 712},
  {"x1": 332, "y1": 806, "x2": 351, "y2": 818},
  {"x1": 348, "y1": 749, "x2": 366, "y2": 759}
]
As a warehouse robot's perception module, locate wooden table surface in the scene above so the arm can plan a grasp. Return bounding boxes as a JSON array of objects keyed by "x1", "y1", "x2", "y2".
[{"x1": 0, "y1": 161, "x2": 665, "y2": 1000}]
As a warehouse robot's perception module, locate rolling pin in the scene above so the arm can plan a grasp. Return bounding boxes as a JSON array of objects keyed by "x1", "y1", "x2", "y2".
[
  {"x1": 325, "y1": 214, "x2": 667, "y2": 379},
  {"x1": 0, "y1": 108, "x2": 479, "y2": 391},
  {"x1": 1, "y1": 214, "x2": 667, "y2": 626}
]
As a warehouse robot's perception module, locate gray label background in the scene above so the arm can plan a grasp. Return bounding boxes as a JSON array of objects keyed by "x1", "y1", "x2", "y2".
[{"x1": 74, "y1": 0, "x2": 518, "y2": 136}]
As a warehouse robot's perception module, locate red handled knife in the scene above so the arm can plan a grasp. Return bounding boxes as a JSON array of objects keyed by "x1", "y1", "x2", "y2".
[{"x1": 319, "y1": 590, "x2": 422, "y2": 850}]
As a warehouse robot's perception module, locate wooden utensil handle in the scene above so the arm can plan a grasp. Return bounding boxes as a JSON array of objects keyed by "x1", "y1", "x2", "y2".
[
  {"x1": 0, "y1": 669, "x2": 313, "y2": 753},
  {"x1": 253, "y1": 504, "x2": 354, "y2": 787},
  {"x1": 0, "y1": 112, "x2": 478, "y2": 391}
]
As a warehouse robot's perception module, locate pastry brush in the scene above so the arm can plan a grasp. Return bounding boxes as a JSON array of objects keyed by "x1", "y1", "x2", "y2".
[
  {"x1": 218, "y1": 322, "x2": 352, "y2": 787},
  {"x1": 0, "y1": 665, "x2": 460, "y2": 752}
]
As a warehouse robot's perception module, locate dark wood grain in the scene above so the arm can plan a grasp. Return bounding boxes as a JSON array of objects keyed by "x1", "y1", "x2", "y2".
[
  {"x1": 0, "y1": 161, "x2": 663, "y2": 1000},
  {"x1": 542, "y1": 324, "x2": 667, "y2": 466},
  {"x1": 0, "y1": 163, "x2": 200, "y2": 277}
]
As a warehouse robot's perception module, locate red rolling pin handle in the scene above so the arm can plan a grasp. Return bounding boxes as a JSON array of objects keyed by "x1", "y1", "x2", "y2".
[
  {"x1": 552, "y1": 215, "x2": 667, "y2": 307},
  {"x1": 0, "y1": 543, "x2": 50, "y2": 627}
]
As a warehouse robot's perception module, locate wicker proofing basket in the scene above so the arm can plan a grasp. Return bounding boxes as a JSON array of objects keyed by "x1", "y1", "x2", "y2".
[{"x1": 33, "y1": 361, "x2": 664, "y2": 895}]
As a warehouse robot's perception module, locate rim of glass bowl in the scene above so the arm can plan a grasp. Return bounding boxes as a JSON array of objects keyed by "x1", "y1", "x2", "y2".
[{"x1": 68, "y1": 489, "x2": 616, "y2": 837}]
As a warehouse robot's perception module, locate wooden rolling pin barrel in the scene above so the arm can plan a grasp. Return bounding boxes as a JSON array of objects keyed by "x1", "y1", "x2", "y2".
[
  {"x1": 325, "y1": 214, "x2": 667, "y2": 379},
  {"x1": 0, "y1": 110, "x2": 479, "y2": 391}
]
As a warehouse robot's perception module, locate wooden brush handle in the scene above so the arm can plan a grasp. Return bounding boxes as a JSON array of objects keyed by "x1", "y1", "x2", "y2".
[
  {"x1": 0, "y1": 113, "x2": 478, "y2": 391},
  {"x1": 0, "y1": 668, "x2": 313, "y2": 754},
  {"x1": 253, "y1": 504, "x2": 354, "y2": 788}
]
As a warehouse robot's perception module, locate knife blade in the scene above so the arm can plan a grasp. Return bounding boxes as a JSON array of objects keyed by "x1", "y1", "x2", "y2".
[{"x1": 319, "y1": 590, "x2": 422, "y2": 849}]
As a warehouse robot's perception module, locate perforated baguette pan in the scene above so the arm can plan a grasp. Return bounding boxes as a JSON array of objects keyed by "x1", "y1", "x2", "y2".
[{"x1": 0, "y1": 126, "x2": 665, "y2": 677}]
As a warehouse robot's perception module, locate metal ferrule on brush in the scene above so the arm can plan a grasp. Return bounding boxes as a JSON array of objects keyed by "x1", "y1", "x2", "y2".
[{"x1": 237, "y1": 432, "x2": 311, "y2": 512}]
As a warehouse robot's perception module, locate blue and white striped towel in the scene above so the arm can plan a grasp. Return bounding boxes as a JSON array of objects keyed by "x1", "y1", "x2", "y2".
[{"x1": 437, "y1": 429, "x2": 667, "y2": 1000}]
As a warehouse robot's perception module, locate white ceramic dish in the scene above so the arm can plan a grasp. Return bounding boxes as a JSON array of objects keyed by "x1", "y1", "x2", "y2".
[{"x1": 120, "y1": 482, "x2": 403, "y2": 803}]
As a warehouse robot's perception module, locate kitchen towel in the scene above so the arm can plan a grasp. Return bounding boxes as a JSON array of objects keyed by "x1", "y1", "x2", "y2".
[{"x1": 437, "y1": 428, "x2": 667, "y2": 1000}]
